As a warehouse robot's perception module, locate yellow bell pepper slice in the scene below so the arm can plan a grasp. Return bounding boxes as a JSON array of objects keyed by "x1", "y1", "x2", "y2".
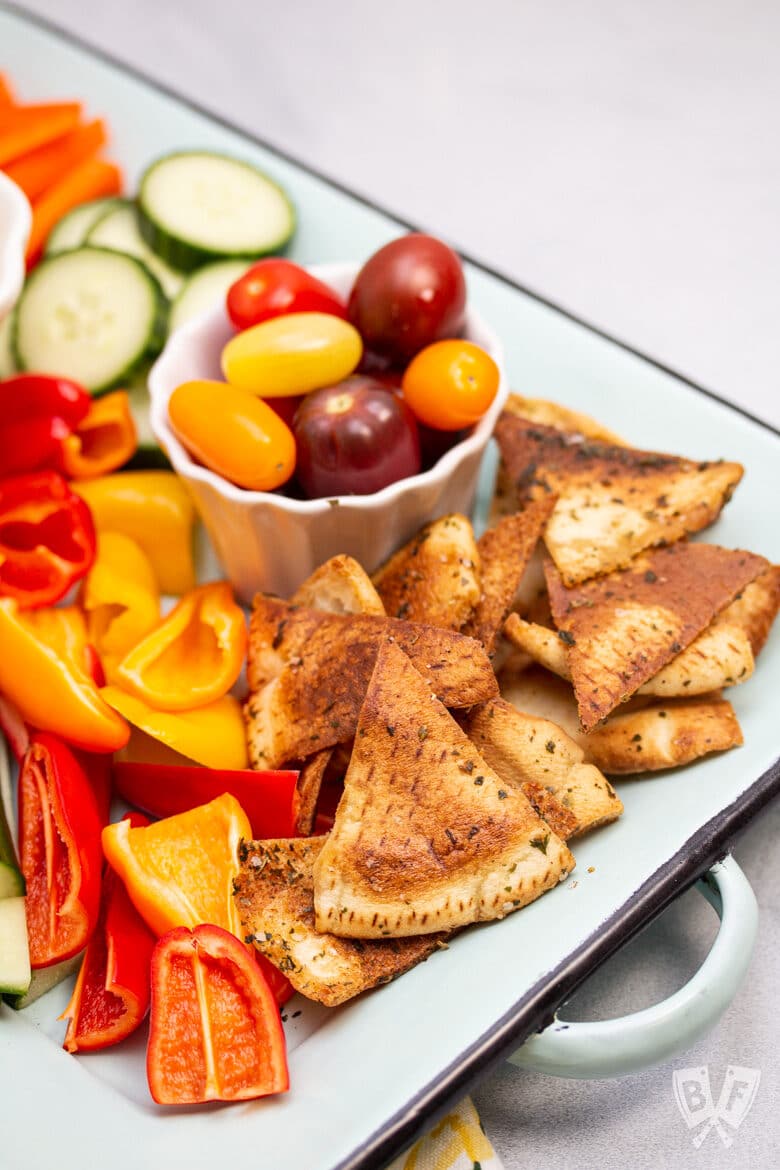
[
  {"x1": 0, "y1": 598, "x2": 130, "y2": 753},
  {"x1": 72, "y1": 471, "x2": 196, "y2": 596},
  {"x1": 113, "y1": 582, "x2": 246, "y2": 712},
  {"x1": 80, "y1": 532, "x2": 160, "y2": 675},
  {"x1": 101, "y1": 685, "x2": 248, "y2": 771}
]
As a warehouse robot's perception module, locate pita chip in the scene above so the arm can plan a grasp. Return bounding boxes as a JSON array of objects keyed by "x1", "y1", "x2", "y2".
[
  {"x1": 545, "y1": 544, "x2": 768, "y2": 730},
  {"x1": 500, "y1": 666, "x2": 743, "y2": 775},
  {"x1": 234, "y1": 837, "x2": 445, "y2": 1007},
  {"x1": 463, "y1": 498, "x2": 556, "y2": 657},
  {"x1": 504, "y1": 612, "x2": 755, "y2": 698},
  {"x1": 464, "y1": 697, "x2": 622, "y2": 837},
  {"x1": 495, "y1": 414, "x2": 743, "y2": 584},
  {"x1": 293, "y1": 749, "x2": 333, "y2": 836},
  {"x1": 313, "y1": 641, "x2": 574, "y2": 939},
  {"x1": 501, "y1": 392, "x2": 627, "y2": 445},
  {"x1": 372, "y1": 513, "x2": 481, "y2": 629},
  {"x1": 712, "y1": 565, "x2": 780, "y2": 657},
  {"x1": 583, "y1": 695, "x2": 743, "y2": 774},
  {"x1": 291, "y1": 554, "x2": 386, "y2": 616},
  {"x1": 245, "y1": 597, "x2": 498, "y2": 767}
]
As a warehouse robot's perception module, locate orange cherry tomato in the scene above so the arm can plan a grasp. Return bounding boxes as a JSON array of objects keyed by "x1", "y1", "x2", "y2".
[
  {"x1": 168, "y1": 379, "x2": 296, "y2": 492},
  {"x1": 400, "y1": 340, "x2": 500, "y2": 431}
]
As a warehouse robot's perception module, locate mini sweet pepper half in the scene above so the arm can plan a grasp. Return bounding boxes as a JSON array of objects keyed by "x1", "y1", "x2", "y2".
[
  {"x1": 18, "y1": 733, "x2": 104, "y2": 968},
  {"x1": 114, "y1": 581, "x2": 247, "y2": 711},
  {"x1": 72, "y1": 471, "x2": 196, "y2": 596},
  {"x1": 79, "y1": 531, "x2": 160, "y2": 676}
]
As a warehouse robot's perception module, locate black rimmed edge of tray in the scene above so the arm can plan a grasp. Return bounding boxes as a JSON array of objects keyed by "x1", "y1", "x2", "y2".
[{"x1": 4, "y1": 6, "x2": 780, "y2": 1168}]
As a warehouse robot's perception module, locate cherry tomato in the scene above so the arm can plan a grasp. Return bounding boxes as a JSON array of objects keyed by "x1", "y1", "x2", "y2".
[
  {"x1": 348, "y1": 234, "x2": 467, "y2": 364},
  {"x1": 221, "y1": 312, "x2": 362, "y2": 397},
  {"x1": 168, "y1": 380, "x2": 296, "y2": 492},
  {"x1": 226, "y1": 259, "x2": 347, "y2": 332},
  {"x1": 401, "y1": 340, "x2": 499, "y2": 431},
  {"x1": 293, "y1": 377, "x2": 420, "y2": 498},
  {"x1": 264, "y1": 396, "x2": 302, "y2": 428}
]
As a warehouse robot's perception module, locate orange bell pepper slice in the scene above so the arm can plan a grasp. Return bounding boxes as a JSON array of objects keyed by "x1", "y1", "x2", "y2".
[
  {"x1": 113, "y1": 582, "x2": 247, "y2": 712},
  {"x1": 101, "y1": 792, "x2": 250, "y2": 939},
  {"x1": 101, "y1": 686, "x2": 248, "y2": 770},
  {"x1": 0, "y1": 598, "x2": 129, "y2": 753},
  {"x1": 79, "y1": 532, "x2": 160, "y2": 675},
  {"x1": 147, "y1": 924, "x2": 289, "y2": 1105},
  {"x1": 59, "y1": 391, "x2": 138, "y2": 479}
]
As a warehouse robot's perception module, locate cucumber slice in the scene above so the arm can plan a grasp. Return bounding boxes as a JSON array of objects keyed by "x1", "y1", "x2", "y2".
[
  {"x1": 125, "y1": 376, "x2": 170, "y2": 469},
  {"x1": 0, "y1": 313, "x2": 16, "y2": 378},
  {"x1": 0, "y1": 898, "x2": 31, "y2": 997},
  {"x1": 4, "y1": 951, "x2": 81, "y2": 1009},
  {"x1": 87, "y1": 200, "x2": 184, "y2": 298},
  {"x1": 44, "y1": 196, "x2": 124, "y2": 256},
  {"x1": 139, "y1": 151, "x2": 295, "y2": 271},
  {"x1": 0, "y1": 739, "x2": 23, "y2": 899},
  {"x1": 12, "y1": 247, "x2": 167, "y2": 395},
  {"x1": 169, "y1": 259, "x2": 250, "y2": 335}
]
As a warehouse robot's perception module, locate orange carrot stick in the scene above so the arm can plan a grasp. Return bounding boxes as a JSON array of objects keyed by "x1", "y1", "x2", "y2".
[
  {"x1": 0, "y1": 104, "x2": 82, "y2": 166},
  {"x1": 4, "y1": 120, "x2": 107, "y2": 201},
  {"x1": 26, "y1": 158, "x2": 122, "y2": 266},
  {"x1": 0, "y1": 75, "x2": 15, "y2": 107}
]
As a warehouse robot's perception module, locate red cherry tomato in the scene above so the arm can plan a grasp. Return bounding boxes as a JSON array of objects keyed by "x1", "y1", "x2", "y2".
[
  {"x1": 347, "y1": 234, "x2": 467, "y2": 364},
  {"x1": 293, "y1": 377, "x2": 420, "y2": 498},
  {"x1": 226, "y1": 259, "x2": 347, "y2": 332}
]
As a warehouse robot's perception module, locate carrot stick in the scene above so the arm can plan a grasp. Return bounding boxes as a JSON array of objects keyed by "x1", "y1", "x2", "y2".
[
  {"x1": 26, "y1": 158, "x2": 122, "y2": 266},
  {"x1": 4, "y1": 120, "x2": 107, "y2": 201},
  {"x1": 0, "y1": 104, "x2": 82, "y2": 166},
  {"x1": 0, "y1": 75, "x2": 15, "y2": 107}
]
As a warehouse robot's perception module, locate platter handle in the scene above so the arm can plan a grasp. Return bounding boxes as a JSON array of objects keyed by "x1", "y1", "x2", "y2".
[{"x1": 508, "y1": 855, "x2": 757, "y2": 1079}]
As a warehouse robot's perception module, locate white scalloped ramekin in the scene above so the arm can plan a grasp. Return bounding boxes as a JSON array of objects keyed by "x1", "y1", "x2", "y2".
[
  {"x1": 149, "y1": 261, "x2": 507, "y2": 602},
  {"x1": 0, "y1": 173, "x2": 31, "y2": 324}
]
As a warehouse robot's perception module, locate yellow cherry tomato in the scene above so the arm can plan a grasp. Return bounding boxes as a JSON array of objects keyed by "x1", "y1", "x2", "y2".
[
  {"x1": 401, "y1": 339, "x2": 500, "y2": 431},
  {"x1": 221, "y1": 311, "x2": 363, "y2": 397},
  {"x1": 169, "y1": 379, "x2": 296, "y2": 491}
]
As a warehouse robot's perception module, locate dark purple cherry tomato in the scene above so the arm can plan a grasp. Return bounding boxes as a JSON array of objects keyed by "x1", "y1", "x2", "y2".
[
  {"x1": 347, "y1": 234, "x2": 467, "y2": 364},
  {"x1": 226, "y1": 259, "x2": 347, "y2": 332},
  {"x1": 263, "y1": 395, "x2": 303, "y2": 429},
  {"x1": 293, "y1": 377, "x2": 421, "y2": 498}
]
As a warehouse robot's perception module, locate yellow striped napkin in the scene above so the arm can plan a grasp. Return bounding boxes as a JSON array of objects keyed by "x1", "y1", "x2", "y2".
[{"x1": 389, "y1": 1097, "x2": 503, "y2": 1170}]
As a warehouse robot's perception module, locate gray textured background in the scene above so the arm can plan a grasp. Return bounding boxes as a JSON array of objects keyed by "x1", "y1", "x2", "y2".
[{"x1": 10, "y1": 2, "x2": 780, "y2": 1165}]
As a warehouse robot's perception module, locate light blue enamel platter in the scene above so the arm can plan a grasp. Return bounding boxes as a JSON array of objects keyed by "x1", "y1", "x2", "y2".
[{"x1": 0, "y1": 7, "x2": 777, "y2": 1170}]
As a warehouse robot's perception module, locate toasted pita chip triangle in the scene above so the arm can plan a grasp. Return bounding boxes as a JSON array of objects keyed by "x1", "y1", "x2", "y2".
[
  {"x1": 234, "y1": 838, "x2": 445, "y2": 1006},
  {"x1": 504, "y1": 613, "x2": 755, "y2": 697},
  {"x1": 495, "y1": 414, "x2": 744, "y2": 584},
  {"x1": 583, "y1": 695, "x2": 743, "y2": 774},
  {"x1": 371, "y1": 513, "x2": 480, "y2": 628},
  {"x1": 246, "y1": 598, "x2": 499, "y2": 768},
  {"x1": 313, "y1": 641, "x2": 574, "y2": 938},
  {"x1": 462, "y1": 498, "x2": 556, "y2": 657},
  {"x1": 520, "y1": 781, "x2": 580, "y2": 841},
  {"x1": 501, "y1": 393, "x2": 627, "y2": 444},
  {"x1": 714, "y1": 565, "x2": 780, "y2": 657},
  {"x1": 499, "y1": 666, "x2": 743, "y2": 775},
  {"x1": 464, "y1": 697, "x2": 622, "y2": 837},
  {"x1": 293, "y1": 749, "x2": 333, "y2": 836},
  {"x1": 291, "y1": 554, "x2": 386, "y2": 616},
  {"x1": 545, "y1": 544, "x2": 767, "y2": 730}
]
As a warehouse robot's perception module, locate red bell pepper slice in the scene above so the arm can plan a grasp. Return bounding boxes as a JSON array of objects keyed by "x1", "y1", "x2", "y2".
[
  {"x1": 113, "y1": 762, "x2": 300, "y2": 839},
  {"x1": 0, "y1": 415, "x2": 73, "y2": 478},
  {"x1": 0, "y1": 470, "x2": 96, "y2": 607},
  {"x1": 0, "y1": 374, "x2": 91, "y2": 427},
  {"x1": 18, "y1": 732, "x2": 103, "y2": 967},
  {"x1": 62, "y1": 813, "x2": 156, "y2": 1053},
  {"x1": 147, "y1": 923, "x2": 289, "y2": 1105}
]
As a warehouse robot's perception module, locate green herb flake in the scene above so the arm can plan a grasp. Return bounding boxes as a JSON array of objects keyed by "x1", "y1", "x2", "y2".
[{"x1": 530, "y1": 834, "x2": 550, "y2": 854}]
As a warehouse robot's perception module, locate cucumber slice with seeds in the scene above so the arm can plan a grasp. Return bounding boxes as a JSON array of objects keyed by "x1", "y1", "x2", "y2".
[
  {"x1": 87, "y1": 200, "x2": 184, "y2": 298},
  {"x1": 168, "y1": 259, "x2": 250, "y2": 334},
  {"x1": 139, "y1": 151, "x2": 295, "y2": 272},
  {"x1": 44, "y1": 196, "x2": 124, "y2": 256},
  {"x1": 12, "y1": 247, "x2": 167, "y2": 395}
]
